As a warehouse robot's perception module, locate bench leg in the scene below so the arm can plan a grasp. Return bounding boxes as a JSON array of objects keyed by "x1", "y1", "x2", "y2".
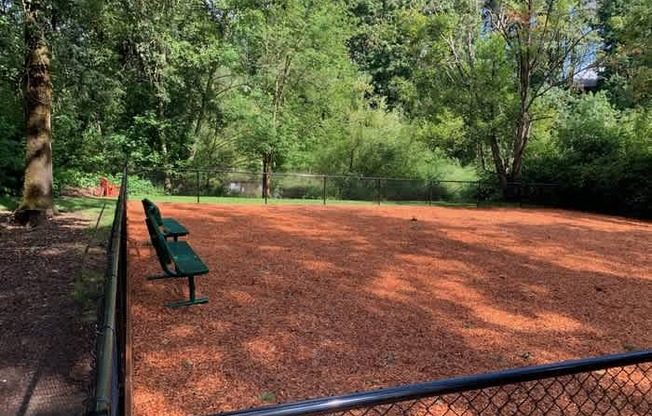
[{"x1": 165, "y1": 275, "x2": 208, "y2": 308}]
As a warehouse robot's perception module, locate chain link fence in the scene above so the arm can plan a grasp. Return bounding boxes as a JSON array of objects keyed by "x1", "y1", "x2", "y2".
[
  {"x1": 87, "y1": 167, "x2": 129, "y2": 416},
  {"x1": 132, "y1": 168, "x2": 560, "y2": 207},
  {"x1": 209, "y1": 351, "x2": 651, "y2": 416}
]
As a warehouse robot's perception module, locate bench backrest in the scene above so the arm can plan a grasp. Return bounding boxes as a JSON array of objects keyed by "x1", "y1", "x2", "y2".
[
  {"x1": 142, "y1": 198, "x2": 163, "y2": 226},
  {"x1": 144, "y1": 213, "x2": 172, "y2": 268}
]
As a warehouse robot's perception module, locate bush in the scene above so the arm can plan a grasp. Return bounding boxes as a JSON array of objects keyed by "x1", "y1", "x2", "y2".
[
  {"x1": 523, "y1": 93, "x2": 652, "y2": 218},
  {"x1": 53, "y1": 169, "x2": 159, "y2": 197},
  {"x1": 126, "y1": 175, "x2": 160, "y2": 195}
]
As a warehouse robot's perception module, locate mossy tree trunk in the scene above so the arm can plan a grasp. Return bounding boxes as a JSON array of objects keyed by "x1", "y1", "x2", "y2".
[{"x1": 14, "y1": 0, "x2": 53, "y2": 226}]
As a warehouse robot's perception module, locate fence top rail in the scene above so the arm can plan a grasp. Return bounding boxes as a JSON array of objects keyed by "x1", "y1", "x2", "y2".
[
  {"x1": 201, "y1": 349, "x2": 652, "y2": 416},
  {"x1": 130, "y1": 167, "x2": 445, "y2": 182},
  {"x1": 130, "y1": 167, "x2": 556, "y2": 187},
  {"x1": 90, "y1": 166, "x2": 128, "y2": 414},
  {"x1": 131, "y1": 167, "x2": 559, "y2": 187}
]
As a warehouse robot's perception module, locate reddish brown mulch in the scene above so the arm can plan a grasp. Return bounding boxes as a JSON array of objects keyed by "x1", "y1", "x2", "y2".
[
  {"x1": 128, "y1": 203, "x2": 652, "y2": 416},
  {"x1": 0, "y1": 210, "x2": 102, "y2": 416}
]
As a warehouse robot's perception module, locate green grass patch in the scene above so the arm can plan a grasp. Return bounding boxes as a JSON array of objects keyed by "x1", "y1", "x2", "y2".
[
  {"x1": 1, "y1": 196, "x2": 118, "y2": 219},
  {"x1": 73, "y1": 267, "x2": 105, "y2": 322},
  {"x1": 65, "y1": 197, "x2": 116, "y2": 321},
  {"x1": 0, "y1": 195, "x2": 18, "y2": 211},
  {"x1": 56, "y1": 196, "x2": 115, "y2": 216}
]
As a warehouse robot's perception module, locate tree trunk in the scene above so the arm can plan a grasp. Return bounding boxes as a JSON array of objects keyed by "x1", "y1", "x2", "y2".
[
  {"x1": 15, "y1": 0, "x2": 53, "y2": 226},
  {"x1": 487, "y1": 134, "x2": 508, "y2": 193},
  {"x1": 262, "y1": 154, "x2": 272, "y2": 199},
  {"x1": 190, "y1": 63, "x2": 218, "y2": 161},
  {"x1": 157, "y1": 100, "x2": 172, "y2": 194},
  {"x1": 511, "y1": 111, "x2": 531, "y2": 181},
  {"x1": 160, "y1": 138, "x2": 172, "y2": 194}
]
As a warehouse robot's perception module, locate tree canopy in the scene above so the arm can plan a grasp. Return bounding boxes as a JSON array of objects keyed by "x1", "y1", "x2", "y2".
[{"x1": 0, "y1": 0, "x2": 650, "y2": 218}]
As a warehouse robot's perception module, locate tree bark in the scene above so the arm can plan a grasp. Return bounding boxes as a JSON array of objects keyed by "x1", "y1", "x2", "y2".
[
  {"x1": 487, "y1": 134, "x2": 508, "y2": 192},
  {"x1": 511, "y1": 111, "x2": 531, "y2": 181},
  {"x1": 157, "y1": 99, "x2": 172, "y2": 194},
  {"x1": 262, "y1": 153, "x2": 272, "y2": 199},
  {"x1": 190, "y1": 63, "x2": 218, "y2": 161},
  {"x1": 15, "y1": 0, "x2": 53, "y2": 226}
]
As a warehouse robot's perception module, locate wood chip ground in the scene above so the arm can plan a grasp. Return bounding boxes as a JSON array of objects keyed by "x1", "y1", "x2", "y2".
[
  {"x1": 0, "y1": 210, "x2": 102, "y2": 415},
  {"x1": 127, "y1": 203, "x2": 652, "y2": 416}
]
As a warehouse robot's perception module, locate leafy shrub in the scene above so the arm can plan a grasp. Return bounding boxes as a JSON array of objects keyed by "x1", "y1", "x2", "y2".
[
  {"x1": 126, "y1": 175, "x2": 160, "y2": 195},
  {"x1": 524, "y1": 93, "x2": 652, "y2": 218}
]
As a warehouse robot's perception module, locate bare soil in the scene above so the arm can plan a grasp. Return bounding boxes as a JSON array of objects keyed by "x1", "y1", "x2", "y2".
[
  {"x1": 127, "y1": 203, "x2": 652, "y2": 416},
  {"x1": 0, "y1": 210, "x2": 103, "y2": 416}
]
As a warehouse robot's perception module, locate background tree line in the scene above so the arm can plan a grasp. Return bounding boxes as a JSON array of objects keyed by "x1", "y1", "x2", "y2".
[{"x1": 0, "y1": 0, "x2": 650, "y2": 219}]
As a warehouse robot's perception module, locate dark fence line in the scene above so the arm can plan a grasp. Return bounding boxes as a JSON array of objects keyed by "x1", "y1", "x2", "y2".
[
  {"x1": 88, "y1": 167, "x2": 129, "y2": 416},
  {"x1": 205, "y1": 350, "x2": 652, "y2": 416},
  {"x1": 131, "y1": 168, "x2": 559, "y2": 207}
]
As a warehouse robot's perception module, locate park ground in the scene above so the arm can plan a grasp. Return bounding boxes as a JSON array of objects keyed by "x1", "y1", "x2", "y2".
[
  {"x1": 0, "y1": 197, "x2": 113, "y2": 416},
  {"x1": 128, "y1": 202, "x2": 652, "y2": 416}
]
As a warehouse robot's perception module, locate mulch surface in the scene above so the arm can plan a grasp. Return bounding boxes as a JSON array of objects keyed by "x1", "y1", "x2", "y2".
[
  {"x1": 128, "y1": 203, "x2": 652, "y2": 416},
  {"x1": 0, "y1": 210, "x2": 101, "y2": 416}
]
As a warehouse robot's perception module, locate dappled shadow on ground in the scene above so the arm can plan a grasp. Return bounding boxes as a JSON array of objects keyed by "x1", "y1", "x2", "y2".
[
  {"x1": 0, "y1": 211, "x2": 105, "y2": 416},
  {"x1": 126, "y1": 203, "x2": 652, "y2": 416}
]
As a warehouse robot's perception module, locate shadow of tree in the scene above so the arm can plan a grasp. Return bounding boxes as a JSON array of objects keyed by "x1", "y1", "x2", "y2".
[
  {"x1": 126, "y1": 203, "x2": 652, "y2": 415},
  {"x1": 0, "y1": 211, "x2": 107, "y2": 416}
]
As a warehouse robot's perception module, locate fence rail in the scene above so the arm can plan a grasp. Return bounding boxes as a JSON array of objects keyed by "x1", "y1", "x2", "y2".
[
  {"x1": 206, "y1": 350, "x2": 652, "y2": 416},
  {"x1": 88, "y1": 167, "x2": 129, "y2": 416},
  {"x1": 132, "y1": 168, "x2": 559, "y2": 207}
]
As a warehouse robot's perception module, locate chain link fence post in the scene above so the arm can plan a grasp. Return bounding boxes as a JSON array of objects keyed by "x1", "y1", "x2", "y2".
[
  {"x1": 196, "y1": 170, "x2": 200, "y2": 203},
  {"x1": 376, "y1": 178, "x2": 381, "y2": 205}
]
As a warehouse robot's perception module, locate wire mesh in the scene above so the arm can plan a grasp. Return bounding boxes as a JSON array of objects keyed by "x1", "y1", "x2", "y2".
[
  {"x1": 87, "y1": 168, "x2": 128, "y2": 416},
  {"x1": 132, "y1": 169, "x2": 525, "y2": 206},
  {"x1": 211, "y1": 352, "x2": 652, "y2": 416},
  {"x1": 325, "y1": 363, "x2": 651, "y2": 416}
]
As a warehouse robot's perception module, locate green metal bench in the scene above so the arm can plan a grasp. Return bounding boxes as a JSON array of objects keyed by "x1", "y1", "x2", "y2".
[
  {"x1": 144, "y1": 211, "x2": 209, "y2": 308},
  {"x1": 142, "y1": 198, "x2": 189, "y2": 241}
]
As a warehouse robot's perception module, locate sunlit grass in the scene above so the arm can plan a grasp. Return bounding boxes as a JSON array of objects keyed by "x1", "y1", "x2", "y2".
[
  {"x1": 0, "y1": 195, "x2": 18, "y2": 211},
  {"x1": 0, "y1": 195, "x2": 116, "y2": 220}
]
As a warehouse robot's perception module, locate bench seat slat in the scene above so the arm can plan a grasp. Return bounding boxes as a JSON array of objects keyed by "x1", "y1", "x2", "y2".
[
  {"x1": 167, "y1": 241, "x2": 209, "y2": 275},
  {"x1": 161, "y1": 218, "x2": 189, "y2": 237}
]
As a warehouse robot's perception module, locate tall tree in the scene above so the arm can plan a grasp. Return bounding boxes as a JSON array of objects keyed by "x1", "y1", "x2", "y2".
[
  {"x1": 15, "y1": 0, "x2": 53, "y2": 225},
  {"x1": 486, "y1": 0, "x2": 598, "y2": 185},
  {"x1": 419, "y1": 0, "x2": 598, "y2": 190},
  {"x1": 226, "y1": 0, "x2": 354, "y2": 197}
]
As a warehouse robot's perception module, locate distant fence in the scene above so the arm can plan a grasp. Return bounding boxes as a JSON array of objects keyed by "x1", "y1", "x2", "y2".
[
  {"x1": 87, "y1": 167, "x2": 129, "y2": 416},
  {"x1": 206, "y1": 350, "x2": 652, "y2": 416},
  {"x1": 132, "y1": 168, "x2": 560, "y2": 207}
]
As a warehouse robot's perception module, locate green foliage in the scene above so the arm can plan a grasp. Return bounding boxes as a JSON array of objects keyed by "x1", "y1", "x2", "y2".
[
  {"x1": 0, "y1": 0, "x2": 649, "y2": 218},
  {"x1": 0, "y1": 4, "x2": 24, "y2": 195},
  {"x1": 599, "y1": 0, "x2": 652, "y2": 108},
  {"x1": 0, "y1": 195, "x2": 19, "y2": 211},
  {"x1": 525, "y1": 93, "x2": 652, "y2": 218},
  {"x1": 127, "y1": 175, "x2": 161, "y2": 196}
]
